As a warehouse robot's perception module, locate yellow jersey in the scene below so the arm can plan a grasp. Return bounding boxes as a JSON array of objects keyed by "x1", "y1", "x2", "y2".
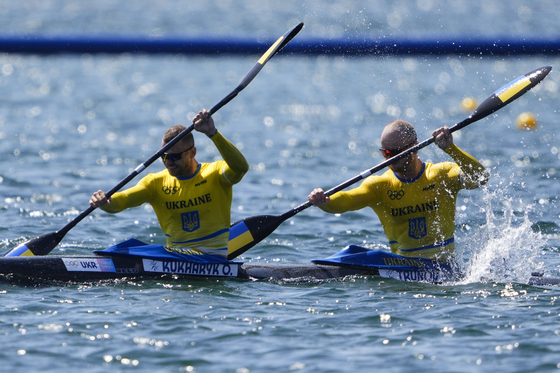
[
  {"x1": 101, "y1": 131, "x2": 247, "y2": 257},
  {"x1": 320, "y1": 144, "x2": 486, "y2": 260}
]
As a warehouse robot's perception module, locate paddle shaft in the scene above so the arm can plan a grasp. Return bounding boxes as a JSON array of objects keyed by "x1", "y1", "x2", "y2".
[
  {"x1": 276, "y1": 115, "x2": 469, "y2": 222},
  {"x1": 276, "y1": 66, "x2": 553, "y2": 220},
  {"x1": 227, "y1": 65, "x2": 552, "y2": 259},
  {"x1": 33, "y1": 68, "x2": 240, "y2": 240},
  {"x1": 85, "y1": 24, "x2": 304, "y2": 226},
  {"x1": 57, "y1": 52, "x2": 281, "y2": 236},
  {"x1": 5, "y1": 22, "x2": 304, "y2": 257},
  {"x1": 100, "y1": 22, "x2": 304, "y2": 205}
]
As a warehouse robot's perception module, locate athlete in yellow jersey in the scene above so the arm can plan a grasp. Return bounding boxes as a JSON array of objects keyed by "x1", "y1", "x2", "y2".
[
  {"x1": 89, "y1": 109, "x2": 249, "y2": 258},
  {"x1": 308, "y1": 120, "x2": 488, "y2": 261}
]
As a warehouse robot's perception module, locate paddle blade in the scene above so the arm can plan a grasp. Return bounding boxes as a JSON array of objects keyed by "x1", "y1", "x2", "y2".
[
  {"x1": 3, "y1": 231, "x2": 66, "y2": 257},
  {"x1": 454, "y1": 65, "x2": 552, "y2": 131},
  {"x1": 258, "y1": 22, "x2": 304, "y2": 65},
  {"x1": 209, "y1": 22, "x2": 304, "y2": 116},
  {"x1": 227, "y1": 215, "x2": 285, "y2": 260}
]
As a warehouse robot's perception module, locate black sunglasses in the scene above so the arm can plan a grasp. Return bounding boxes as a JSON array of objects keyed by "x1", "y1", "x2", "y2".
[
  {"x1": 161, "y1": 145, "x2": 193, "y2": 163},
  {"x1": 380, "y1": 141, "x2": 416, "y2": 158}
]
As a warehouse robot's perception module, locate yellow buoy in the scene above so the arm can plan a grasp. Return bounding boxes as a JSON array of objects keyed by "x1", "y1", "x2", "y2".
[
  {"x1": 516, "y1": 112, "x2": 538, "y2": 130},
  {"x1": 460, "y1": 97, "x2": 478, "y2": 112}
]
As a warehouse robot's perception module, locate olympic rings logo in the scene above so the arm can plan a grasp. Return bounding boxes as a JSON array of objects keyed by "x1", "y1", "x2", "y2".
[
  {"x1": 64, "y1": 260, "x2": 81, "y2": 268},
  {"x1": 387, "y1": 190, "x2": 405, "y2": 200},
  {"x1": 162, "y1": 186, "x2": 179, "y2": 195}
]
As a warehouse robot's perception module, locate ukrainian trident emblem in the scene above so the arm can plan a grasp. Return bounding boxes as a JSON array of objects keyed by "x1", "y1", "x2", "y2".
[
  {"x1": 181, "y1": 211, "x2": 200, "y2": 232},
  {"x1": 408, "y1": 217, "x2": 427, "y2": 239}
]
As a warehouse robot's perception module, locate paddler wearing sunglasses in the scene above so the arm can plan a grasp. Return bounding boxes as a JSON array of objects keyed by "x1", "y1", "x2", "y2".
[
  {"x1": 308, "y1": 119, "x2": 488, "y2": 262},
  {"x1": 89, "y1": 109, "x2": 249, "y2": 258}
]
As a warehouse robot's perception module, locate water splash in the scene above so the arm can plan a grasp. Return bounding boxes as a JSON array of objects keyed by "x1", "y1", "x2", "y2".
[{"x1": 458, "y1": 181, "x2": 546, "y2": 284}]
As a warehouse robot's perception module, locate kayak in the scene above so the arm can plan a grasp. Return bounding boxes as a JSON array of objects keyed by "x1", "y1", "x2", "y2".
[
  {"x1": 0, "y1": 239, "x2": 452, "y2": 282},
  {"x1": 0, "y1": 254, "x2": 556, "y2": 285},
  {"x1": 0, "y1": 240, "x2": 386, "y2": 282},
  {"x1": 0, "y1": 239, "x2": 557, "y2": 285},
  {"x1": 0, "y1": 255, "x2": 380, "y2": 283}
]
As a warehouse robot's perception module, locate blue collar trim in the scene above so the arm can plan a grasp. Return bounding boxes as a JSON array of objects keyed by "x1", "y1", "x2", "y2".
[
  {"x1": 394, "y1": 162, "x2": 425, "y2": 183},
  {"x1": 177, "y1": 163, "x2": 201, "y2": 181}
]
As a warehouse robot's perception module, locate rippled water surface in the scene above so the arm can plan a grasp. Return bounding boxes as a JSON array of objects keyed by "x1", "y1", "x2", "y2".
[{"x1": 2, "y1": 1, "x2": 560, "y2": 372}]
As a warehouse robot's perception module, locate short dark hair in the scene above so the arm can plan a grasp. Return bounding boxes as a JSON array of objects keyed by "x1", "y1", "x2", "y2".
[
  {"x1": 163, "y1": 125, "x2": 194, "y2": 147},
  {"x1": 386, "y1": 120, "x2": 417, "y2": 142}
]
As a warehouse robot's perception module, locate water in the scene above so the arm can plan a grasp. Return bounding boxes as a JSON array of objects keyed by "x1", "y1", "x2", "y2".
[{"x1": 2, "y1": 1, "x2": 560, "y2": 372}]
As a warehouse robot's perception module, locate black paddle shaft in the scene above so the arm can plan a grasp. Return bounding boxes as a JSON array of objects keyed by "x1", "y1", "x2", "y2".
[
  {"x1": 226, "y1": 65, "x2": 552, "y2": 259},
  {"x1": 4, "y1": 22, "x2": 305, "y2": 257},
  {"x1": 64, "y1": 22, "x2": 306, "y2": 236},
  {"x1": 285, "y1": 65, "x2": 553, "y2": 219}
]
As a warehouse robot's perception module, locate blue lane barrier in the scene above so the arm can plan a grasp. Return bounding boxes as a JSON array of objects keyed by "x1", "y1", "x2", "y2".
[{"x1": 1, "y1": 34, "x2": 559, "y2": 56}]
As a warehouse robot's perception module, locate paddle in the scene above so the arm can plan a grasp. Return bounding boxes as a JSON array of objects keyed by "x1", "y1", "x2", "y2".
[
  {"x1": 226, "y1": 65, "x2": 552, "y2": 260},
  {"x1": 4, "y1": 22, "x2": 304, "y2": 258}
]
